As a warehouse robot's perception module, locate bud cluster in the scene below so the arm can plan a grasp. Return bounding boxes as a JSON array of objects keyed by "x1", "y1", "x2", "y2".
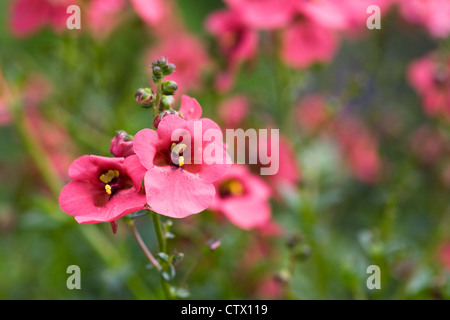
[
  {"x1": 135, "y1": 57, "x2": 180, "y2": 126},
  {"x1": 151, "y1": 57, "x2": 176, "y2": 82}
]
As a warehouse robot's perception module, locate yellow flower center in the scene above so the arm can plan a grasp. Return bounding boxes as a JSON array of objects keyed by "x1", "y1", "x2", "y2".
[
  {"x1": 99, "y1": 169, "x2": 120, "y2": 195},
  {"x1": 171, "y1": 143, "x2": 187, "y2": 167}
]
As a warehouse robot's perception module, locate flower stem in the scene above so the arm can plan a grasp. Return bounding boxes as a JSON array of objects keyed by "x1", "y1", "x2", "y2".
[
  {"x1": 155, "y1": 79, "x2": 163, "y2": 113},
  {"x1": 151, "y1": 211, "x2": 173, "y2": 299},
  {"x1": 130, "y1": 220, "x2": 161, "y2": 270}
]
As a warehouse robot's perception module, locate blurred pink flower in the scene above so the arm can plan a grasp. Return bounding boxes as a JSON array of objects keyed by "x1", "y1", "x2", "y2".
[
  {"x1": 437, "y1": 241, "x2": 450, "y2": 271},
  {"x1": 254, "y1": 276, "x2": 284, "y2": 300},
  {"x1": 296, "y1": 94, "x2": 330, "y2": 133},
  {"x1": 206, "y1": 9, "x2": 258, "y2": 92},
  {"x1": 224, "y1": 0, "x2": 296, "y2": 30},
  {"x1": 9, "y1": 0, "x2": 74, "y2": 37},
  {"x1": 59, "y1": 155, "x2": 147, "y2": 223},
  {"x1": 398, "y1": 0, "x2": 450, "y2": 38},
  {"x1": 86, "y1": 0, "x2": 126, "y2": 39},
  {"x1": 130, "y1": 0, "x2": 168, "y2": 27},
  {"x1": 217, "y1": 95, "x2": 250, "y2": 129},
  {"x1": 205, "y1": 9, "x2": 258, "y2": 68},
  {"x1": 210, "y1": 165, "x2": 271, "y2": 230},
  {"x1": 333, "y1": 117, "x2": 382, "y2": 184},
  {"x1": 133, "y1": 114, "x2": 231, "y2": 218},
  {"x1": 281, "y1": 19, "x2": 338, "y2": 69},
  {"x1": 25, "y1": 106, "x2": 78, "y2": 179},
  {"x1": 408, "y1": 54, "x2": 450, "y2": 119},
  {"x1": 145, "y1": 33, "x2": 210, "y2": 93}
]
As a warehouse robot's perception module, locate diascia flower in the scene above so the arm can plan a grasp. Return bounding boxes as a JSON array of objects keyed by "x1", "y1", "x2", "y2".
[
  {"x1": 133, "y1": 110, "x2": 231, "y2": 218},
  {"x1": 210, "y1": 165, "x2": 271, "y2": 230},
  {"x1": 398, "y1": 0, "x2": 450, "y2": 38},
  {"x1": 408, "y1": 53, "x2": 450, "y2": 120},
  {"x1": 9, "y1": 0, "x2": 73, "y2": 37},
  {"x1": 59, "y1": 155, "x2": 147, "y2": 223}
]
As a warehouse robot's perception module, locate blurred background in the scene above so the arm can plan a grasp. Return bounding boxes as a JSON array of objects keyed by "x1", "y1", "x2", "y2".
[{"x1": 1, "y1": 0, "x2": 450, "y2": 299}]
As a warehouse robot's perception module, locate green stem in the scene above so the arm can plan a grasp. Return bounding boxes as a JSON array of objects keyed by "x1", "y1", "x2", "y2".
[
  {"x1": 151, "y1": 211, "x2": 173, "y2": 299},
  {"x1": 155, "y1": 79, "x2": 163, "y2": 113},
  {"x1": 130, "y1": 221, "x2": 161, "y2": 270}
]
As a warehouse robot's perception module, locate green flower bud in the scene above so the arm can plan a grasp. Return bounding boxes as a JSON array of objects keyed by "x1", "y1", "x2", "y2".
[
  {"x1": 161, "y1": 80, "x2": 178, "y2": 95},
  {"x1": 160, "y1": 95, "x2": 175, "y2": 109},
  {"x1": 135, "y1": 88, "x2": 154, "y2": 104}
]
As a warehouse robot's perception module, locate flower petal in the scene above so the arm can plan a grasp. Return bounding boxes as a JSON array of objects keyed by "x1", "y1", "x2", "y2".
[
  {"x1": 179, "y1": 95, "x2": 202, "y2": 121},
  {"x1": 133, "y1": 128, "x2": 159, "y2": 170},
  {"x1": 144, "y1": 166, "x2": 215, "y2": 218},
  {"x1": 221, "y1": 197, "x2": 271, "y2": 230},
  {"x1": 124, "y1": 154, "x2": 147, "y2": 190}
]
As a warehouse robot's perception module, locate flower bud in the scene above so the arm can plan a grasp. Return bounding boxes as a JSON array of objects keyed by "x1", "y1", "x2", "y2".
[
  {"x1": 153, "y1": 109, "x2": 180, "y2": 129},
  {"x1": 110, "y1": 130, "x2": 134, "y2": 157},
  {"x1": 150, "y1": 57, "x2": 177, "y2": 81},
  {"x1": 135, "y1": 88, "x2": 154, "y2": 104},
  {"x1": 160, "y1": 95, "x2": 175, "y2": 109},
  {"x1": 161, "y1": 80, "x2": 178, "y2": 95}
]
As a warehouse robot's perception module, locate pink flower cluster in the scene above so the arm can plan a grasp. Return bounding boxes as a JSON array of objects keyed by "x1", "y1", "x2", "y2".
[
  {"x1": 59, "y1": 92, "x2": 276, "y2": 230},
  {"x1": 205, "y1": 0, "x2": 394, "y2": 91}
]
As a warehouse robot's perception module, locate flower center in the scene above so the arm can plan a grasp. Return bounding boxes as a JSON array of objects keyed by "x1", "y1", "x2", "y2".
[
  {"x1": 219, "y1": 179, "x2": 245, "y2": 198},
  {"x1": 171, "y1": 142, "x2": 187, "y2": 167},
  {"x1": 99, "y1": 169, "x2": 120, "y2": 195}
]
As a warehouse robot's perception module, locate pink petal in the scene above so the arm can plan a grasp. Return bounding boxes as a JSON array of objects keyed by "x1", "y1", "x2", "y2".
[
  {"x1": 178, "y1": 95, "x2": 202, "y2": 121},
  {"x1": 9, "y1": 0, "x2": 49, "y2": 37},
  {"x1": 130, "y1": 0, "x2": 166, "y2": 26},
  {"x1": 157, "y1": 114, "x2": 189, "y2": 149},
  {"x1": 225, "y1": 0, "x2": 296, "y2": 30},
  {"x1": 133, "y1": 128, "x2": 159, "y2": 170},
  {"x1": 282, "y1": 20, "x2": 338, "y2": 69},
  {"x1": 75, "y1": 188, "x2": 146, "y2": 223},
  {"x1": 221, "y1": 197, "x2": 271, "y2": 230},
  {"x1": 68, "y1": 155, "x2": 124, "y2": 186},
  {"x1": 123, "y1": 155, "x2": 147, "y2": 190},
  {"x1": 217, "y1": 95, "x2": 250, "y2": 128},
  {"x1": 144, "y1": 167, "x2": 215, "y2": 218}
]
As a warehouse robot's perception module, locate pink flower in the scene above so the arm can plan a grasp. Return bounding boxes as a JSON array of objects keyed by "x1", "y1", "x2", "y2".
[
  {"x1": 86, "y1": 0, "x2": 126, "y2": 39},
  {"x1": 9, "y1": 0, "x2": 73, "y2": 37},
  {"x1": 130, "y1": 0, "x2": 168, "y2": 27},
  {"x1": 133, "y1": 113, "x2": 231, "y2": 218},
  {"x1": 333, "y1": 117, "x2": 382, "y2": 184},
  {"x1": 25, "y1": 105, "x2": 78, "y2": 179},
  {"x1": 281, "y1": 19, "x2": 338, "y2": 69},
  {"x1": 110, "y1": 130, "x2": 135, "y2": 158},
  {"x1": 408, "y1": 53, "x2": 450, "y2": 119},
  {"x1": 210, "y1": 165, "x2": 271, "y2": 230},
  {"x1": 145, "y1": 33, "x2": 210, "y2": 93},
  {"x1": 206, "y1": 9, "x2": 258, "y2": 92},
  {"x1": 224, "y1": 0, "x2": 296, "y2": 30},
  {"x1": 296, "y1": 0, "x2": 394, "y2": 36},
  {"x1": 217, "y1": 95, "x2": 250, "y2": 129},
  {"x1": 59, "y1": 155, "x2": 147, "y2": 224},
  {"x1": 205, "y1": 9, "x2": 258, "y2": 69},
  {"x1": 295, "y1": 94, "x2": 330, "y2": 133},
  {"x1": 398, "y1": 0, "x2": 450, "y2": 38}
]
